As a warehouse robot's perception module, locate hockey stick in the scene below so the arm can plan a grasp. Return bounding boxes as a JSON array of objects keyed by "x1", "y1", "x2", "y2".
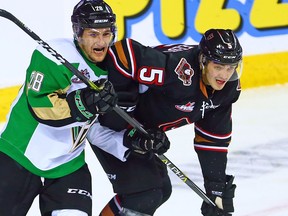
[
  {"x1": 0, "y1": 8, "x2": 145, "y2": 134},
  {"x1": 158, "y1": 154, "x2": 215, "y2": 206},
  {"x1": 0, "y1": 9, "x2": 215, "y2": 207},
  {"x1": 0, "y1": 9, "x2": 95, "y2": 90}
]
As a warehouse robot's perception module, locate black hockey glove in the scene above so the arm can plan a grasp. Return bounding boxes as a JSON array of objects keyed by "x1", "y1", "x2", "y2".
[
  {"x1": 201, "y1": 175, "x2": 236, "y2": 216},
  {"x1": 67, "y1": 79, "x2": 118, "y2": 122},
  {"x1": 99, "y1": 91, "x2": 138, "y2": 131},
  {"x1": 123, "y1": 128, "x2": 170, "y2": 155}
]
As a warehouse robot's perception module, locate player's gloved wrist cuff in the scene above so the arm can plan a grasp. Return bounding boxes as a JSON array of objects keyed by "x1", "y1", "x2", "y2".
[
  {"x1": 201, "y1": 198, "x2": 233, "y2": 216},
  {"x1": 67, "y1": 89, "x2": 95, "y2": 122},
  {"x1": 123, "y1": 128, "x2": 149, "y2": 155}
]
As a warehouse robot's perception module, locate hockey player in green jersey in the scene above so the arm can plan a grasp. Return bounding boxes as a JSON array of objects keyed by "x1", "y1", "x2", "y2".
[{"x1": 0, "y1": 0, "x2": 118, "y2": 215}]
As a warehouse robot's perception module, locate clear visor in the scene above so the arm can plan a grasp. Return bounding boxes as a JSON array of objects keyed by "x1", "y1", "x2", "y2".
[
  {"x1": 228, "y1": 60, "x2": 243, "y2": 81},
  {"x1": 201, "y1": 54, "x2": 243, "y2": 82},
  {"x1": 78, "y1": 28, "x2": 115, "y2": 46}
]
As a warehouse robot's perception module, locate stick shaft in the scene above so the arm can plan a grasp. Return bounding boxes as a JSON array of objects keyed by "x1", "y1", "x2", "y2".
[{"x1": 0, "y1": 9, "x2": 215, "y2": 206}]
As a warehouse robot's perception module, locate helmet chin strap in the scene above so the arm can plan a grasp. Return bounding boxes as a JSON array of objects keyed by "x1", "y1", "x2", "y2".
[
  {"x1": 201, "y1": 67, "x2": 210, "y2": 86},
  {"x1": 199, "y1": 54, "x2": 209, "y2": 86}
]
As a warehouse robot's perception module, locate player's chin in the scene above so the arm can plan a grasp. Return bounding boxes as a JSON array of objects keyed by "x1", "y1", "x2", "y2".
[{"x1": 90, "y1": 52, "x2": 107, "y2": 62}]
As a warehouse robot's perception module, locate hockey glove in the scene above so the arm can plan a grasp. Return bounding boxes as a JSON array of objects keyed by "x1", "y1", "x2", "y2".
[
  {"x1": 123, "y1": 128, "x2": 170, "y2": 155},
  {"x1": 67, "y1": 79, "x2": 118, "y2": 122},
  {"x1": 201, "y1": 175, "x2": 236, "y2": 216},
  {"x1": 99, "y1": 91, "x2": 138, "y2": 131}
]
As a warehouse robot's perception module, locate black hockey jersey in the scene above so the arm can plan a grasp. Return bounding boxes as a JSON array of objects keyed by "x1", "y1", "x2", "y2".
[{"x1": 99, "y1": 38, "x2": 241, "y2": 182}]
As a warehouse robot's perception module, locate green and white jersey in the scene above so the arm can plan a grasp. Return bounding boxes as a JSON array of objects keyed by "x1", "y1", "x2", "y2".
[{"x1": 0, "y1": 38, "x2": 107, "y2": 178}]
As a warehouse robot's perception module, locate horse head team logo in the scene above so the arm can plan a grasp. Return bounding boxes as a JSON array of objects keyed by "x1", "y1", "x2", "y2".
[
  {"x1": 174, "y1": 58, "x2": 194, "y2": 86},
  {"x1": 71, "y1": 69, "x2": 90, "y2": 83}
]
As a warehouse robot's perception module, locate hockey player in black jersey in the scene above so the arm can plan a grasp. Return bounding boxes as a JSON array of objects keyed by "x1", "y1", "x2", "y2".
[{"x1": 87, "y1": 29, "x2": 243, "y2": 216}]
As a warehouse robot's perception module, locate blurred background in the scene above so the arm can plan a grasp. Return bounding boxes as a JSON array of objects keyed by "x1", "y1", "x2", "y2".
[
  {"x1": 0, "y1": 0, "x2": 288, "y2": 89},
  {"x1": 0, "y1": 1, "x2": 288, "y2": 215}
]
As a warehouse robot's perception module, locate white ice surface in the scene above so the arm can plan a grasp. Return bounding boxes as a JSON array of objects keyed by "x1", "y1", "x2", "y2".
[{"x1": 1, "y1": 84, "x2": 288, "y2": 215}]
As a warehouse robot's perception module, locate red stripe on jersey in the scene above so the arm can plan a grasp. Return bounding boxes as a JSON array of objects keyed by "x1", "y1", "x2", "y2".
[
  {"x1": 195, "y1": 124, "x2": 231, "y2": 140},
  {"x1": 194, "y1": 144, "x2": 228, "y2": 152},
  {"x1": 108, "y1": 48, "x2": 131, "y2": 78},
  {"x1": 126, "y1": 39, "x2": 137, "y2": 79},
  {"x1": 158, "y1": 117, "x2": 193, "y2": 131}
]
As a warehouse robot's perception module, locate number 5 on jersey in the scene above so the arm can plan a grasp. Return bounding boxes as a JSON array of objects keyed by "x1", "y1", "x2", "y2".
[{"x1": 137, "y1": 67, "x2": 164, "y2": 86}]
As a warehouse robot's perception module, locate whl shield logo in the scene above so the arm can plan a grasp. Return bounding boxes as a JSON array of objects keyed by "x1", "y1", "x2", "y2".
[
  {"x1": 175, "y1": 102, "x2": 195, "y2": 112},
  {"x1": 71, "y1": 69, "x2": 90, "y2": 83}
]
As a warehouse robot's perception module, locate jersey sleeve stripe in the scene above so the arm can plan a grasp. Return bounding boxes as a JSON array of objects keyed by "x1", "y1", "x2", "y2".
[
  {"x1": 108, "y1": 48, "x2": 132, "y2": 78},
  {"x1": 126, "y1": 38, "x2": 137, "y2": 79},
  {"x1": 114, "y1": 41, "x2": 129, "y2": 69},
  {"x1": 194, "y1": 144, "x2": 228, "y2": 152},
  {"x1": 195, "y1": 124, "x2": 232, "y2": 140}
]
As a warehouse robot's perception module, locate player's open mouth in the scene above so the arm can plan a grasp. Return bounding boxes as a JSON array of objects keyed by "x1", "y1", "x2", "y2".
[
  {"x1": 93, "y1": 47, "x2": 105, "y2": 53},
  {"x1": 216, "y1": 79, "x2": 226, "y2": 85}
]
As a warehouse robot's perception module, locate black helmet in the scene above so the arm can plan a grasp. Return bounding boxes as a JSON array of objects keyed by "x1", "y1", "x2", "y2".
[
  {"x1": 199, "y1": 29, "x2": 242, "y2": 64},
  {"x1": 71, "y1": 0, "x2": 116, "y2": 38}
]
